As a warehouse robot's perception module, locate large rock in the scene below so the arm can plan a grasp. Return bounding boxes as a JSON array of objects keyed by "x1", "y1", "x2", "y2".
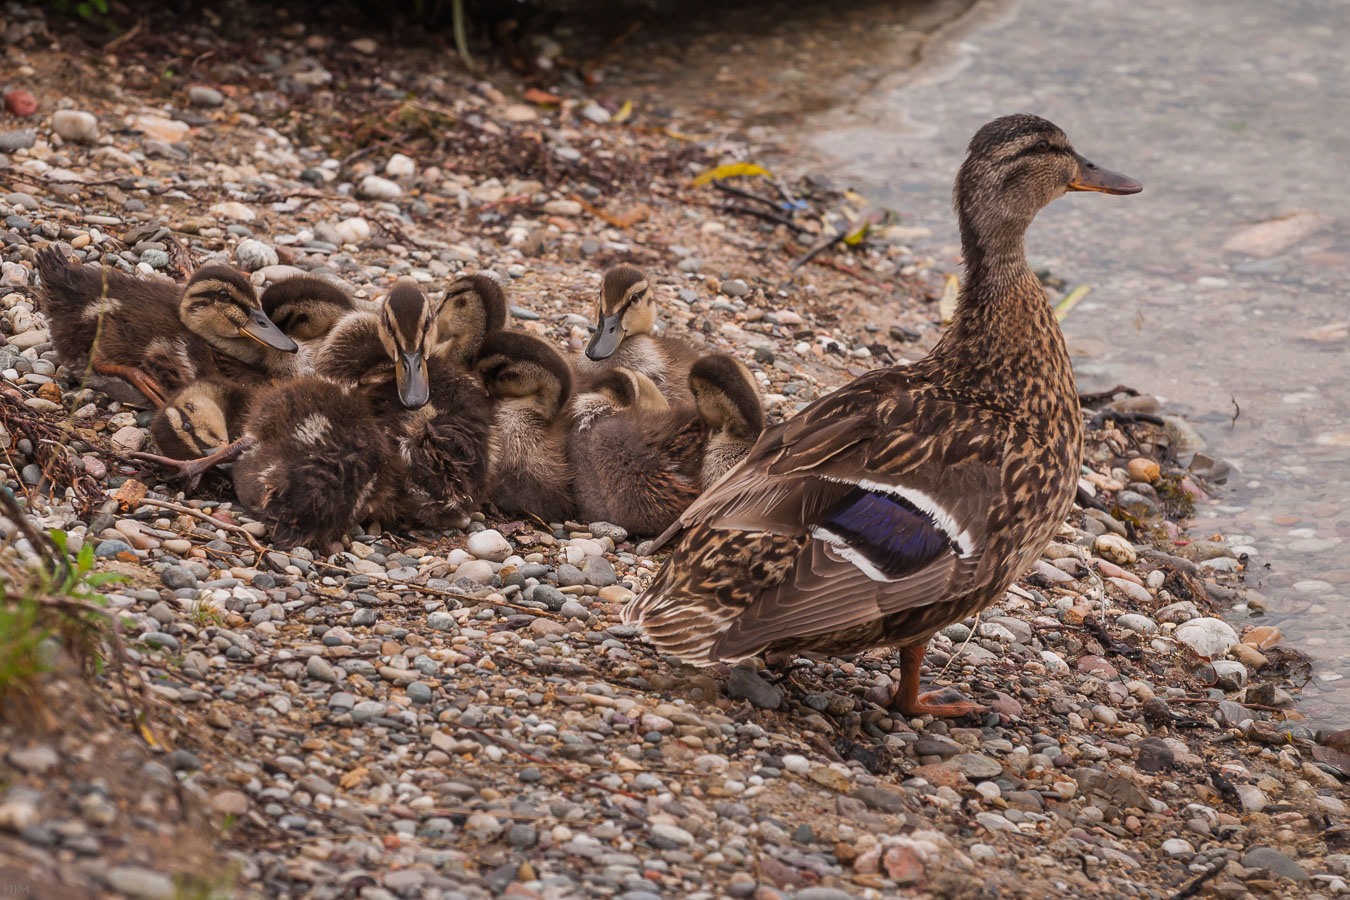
[{"x1": 1175, "y1": 617, "x2": 1239, "y2": 658}]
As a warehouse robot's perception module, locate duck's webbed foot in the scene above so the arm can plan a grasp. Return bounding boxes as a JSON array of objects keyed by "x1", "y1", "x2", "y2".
[
  {"x1": 887, "y1": 643, "x2": 988, "y2": 719},
  {"x1": 126, "y1": 435, "x2": 257, "y2": 490},
  {"x1": 92, "y1": 361, "x2": 169, "y2": 407}
]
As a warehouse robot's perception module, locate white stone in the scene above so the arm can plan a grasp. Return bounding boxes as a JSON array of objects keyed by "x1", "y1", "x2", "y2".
[
  {"x1": 781, "y1": 754, "x2": 810, "y2": 774},
  {"x1": 333, "y1": 217, "x2": 371, "y2": 244},
  {"x1": 1162, "y1": 838, "x2": 1193, "y2": 857},
  {"x1": 52, "y1": 109, "x2": 98, "y2": 143},
  {"x1": 210, "y1": 201, "x2": 256, "y2": 222},
  {"x1": 543, "y1": 198, "x2": 583, "y2": 216},
  {"x1": 466, "y1": 529, "x2": 511, "y2": 562},
  {"x1": 1116, "y1": 614, "x2": 1158, "y2": 635},
  {"x1": 1175, "y1": 617, "x2": 1239, "y2": 658},
  {"x1": 651, "y1": 823, "x2": 694, "y2": 846},
  {"x1": 110, "y1": 425, "x2": 149, "y2": 451},
  {"x1": 1094, "y1": 532, "x2": 1137, "y2": 564},
  {"x1": 358, "y1": 174, "x2": 402, "y2": 201},
  {"x1": 454, "y1": 559, "x2": 495, "y2": 585},
  {"x1": 385, "y1": 153, "x2": 416, "y2": 178},
  {"x1": 234, "y1": 239, "x2": 278, "y2": 272}
]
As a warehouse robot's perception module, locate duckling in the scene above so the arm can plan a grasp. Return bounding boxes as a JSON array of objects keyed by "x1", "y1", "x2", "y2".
[
  {"x1": 435, "y1": 273, "x2": 508, "y2": 366},
  {"x1": 36, "y1": 246, "x2": 297, "y2": 405},
  {"x1": 568, "y1": 352, "x2": 765, "y2": 535},
  {"x1": 573, "y1": 264, "x2": 701, "y2": 406},
  {"x1": 571, "y1": 364, "x2": 671, "y2": 431},
  {"x1": 147, "y1": 377, "x2": 255, "y2": 462},
  {"x1": 315, "y1": 280, "x2": 494, "y2": 530},
  {"x1": 624, "y1": 114, "x2": 1141, "y2": 718},
  {"x1": 230, "y1": 377, "x2": 397, "y2": 551},
  {"x1": 476, "y1": 330, "x2": 577, "y2": 523},
  {"x1": 687, "y1": 353, "x2": 766, "y2": 488},
  {"x1": 260, "y1": 275, "x2": 356, "y2": 344}
]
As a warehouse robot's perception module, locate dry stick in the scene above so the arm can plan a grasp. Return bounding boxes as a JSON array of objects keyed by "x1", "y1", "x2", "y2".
[
  {"x1": 133, "y1": 496, "x2": 267, "y2": 556},
  {"x1": 811, "y1": 256, "x2": 884, "y2": 286},
  {"x1": 311, "y1": 558, "x2": 563, "y2": 619},
  {"x1": 1168, "y1": 696, "x2": 1291, "y2": 715},
  {"x1": 233, "y1": 651, "x2": 380, "y2": 670},
  {"x1": 452, "y1": 721, "x2": 643, "y2": 800},
  {"x1": 719, "y1": 201, "x2": 810, "y2": 234},
  {"x1": 569, "y1": 194, "x2": 634, "y2": 229},
  {"x1": 790, "y1": 229, "x2": 848, "y2": 270}
]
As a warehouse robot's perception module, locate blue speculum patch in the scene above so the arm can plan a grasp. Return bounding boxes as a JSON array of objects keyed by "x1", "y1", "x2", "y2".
[{"x1": 820, "y1": 487, "x2": 953, "y2": 579}]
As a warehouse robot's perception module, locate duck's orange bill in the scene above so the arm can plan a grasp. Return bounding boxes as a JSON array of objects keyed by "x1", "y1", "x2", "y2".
[{"x1": 1068, "y1": 153, "x2": 1142, "y2": 194}]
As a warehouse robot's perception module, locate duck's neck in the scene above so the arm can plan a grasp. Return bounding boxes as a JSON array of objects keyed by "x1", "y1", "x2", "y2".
[{"x1": 930, "y1": 219, "x2": 1076, "y2": 419}]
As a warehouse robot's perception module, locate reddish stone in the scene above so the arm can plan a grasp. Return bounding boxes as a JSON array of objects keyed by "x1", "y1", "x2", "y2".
[
  {"x1": 1076, "y1": 655, "x2": 1119, "y2": 678},
  {"x1": 4, "y1": 90, "x2": 37, "y2": 117},
  {"x1": 883, "y1": 845, "x2": 925, "y2": 885},
  {"x1": 909, "y1": 763, "x2": 966, "y2": 789}
]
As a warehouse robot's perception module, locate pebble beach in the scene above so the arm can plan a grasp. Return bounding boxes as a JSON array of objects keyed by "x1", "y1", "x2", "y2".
[{"x1": 0, "y1": 5, "x2": 1346, "y2": 899}]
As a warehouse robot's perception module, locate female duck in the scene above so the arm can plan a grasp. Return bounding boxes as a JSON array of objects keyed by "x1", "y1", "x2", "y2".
[
  {"x1": 569, "y1": 352, "x2": 765, "y2": 536},
  {"x1": 624, "y1": 115, "x2": 1140, "y2": 717},
  {"x1": 574, "y1": 265, "x2": 701, "y2": 405},
  {"x1": 476, "y1": 330, "x2": 577, "y2": 523},
  {"x1": 36, "y1": 247, "x2": 297, "y2": 405}
]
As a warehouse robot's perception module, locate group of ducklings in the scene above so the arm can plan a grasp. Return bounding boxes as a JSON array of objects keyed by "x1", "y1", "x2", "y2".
[{"x1": 35, "y1": 249, "x2": 765, "y2": 551}]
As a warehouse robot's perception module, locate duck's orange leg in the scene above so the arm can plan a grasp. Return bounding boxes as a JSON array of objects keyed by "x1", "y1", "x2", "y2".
[
  {"x1": 889, "y1": 643, "x2": 987, "y2": 718},
  {"x1": 93, "y1": 361, "x2": 169, "y2": 407},
  {"x1": 126, "y1": 435, "x2": 257, "y2": 490}
]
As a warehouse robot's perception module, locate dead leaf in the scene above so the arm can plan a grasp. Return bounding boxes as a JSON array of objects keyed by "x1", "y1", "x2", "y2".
[
  {"x1": 523, "y1": 87, "x2": 561, "y2": 106},
  {"x1": 938, "y1": 274, "x2": 959, "y2": 324},
  {"x1": 1302, "y1": 321, "x2": 1348, "y2": 342},
  {"x1": 611, "y1": 99, "x2": 633, "y2": 123},
  {"x1": 340, "y1": 766, "x2": 368, "y2": 789},
  {"x1": 690, "y1": 162, "x2": 773, "y2": 187},
  {"x1": 113, "y1": 479, "x2": 147, "y2": 511}
]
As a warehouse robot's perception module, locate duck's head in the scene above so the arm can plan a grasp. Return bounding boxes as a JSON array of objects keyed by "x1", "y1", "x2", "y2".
[
  {"x1": 159, "y1": 381, "x2": 231, "y2": 456},
  {"x1": 585, "y1": 265, "x2": 655, "y2": 361},
  {"x1": 260, "y1": 275, "x2": 355, "y2": 342},
  {"x1": 378, "y1": 280, "x2": 438, "y2": 409},
  {"x1": 477, "y1": 331, "x2": 574, "y2": 419},
  {"x1": 436, "y1": 274, "x2": 507, "y2": 365},
  {"x1": 180, "y1": 266, "x2": 298, "y2": 356},
  {"x1": 689, "y1": 353, "x2": 765, "y2": 440},
  {"x1": 594, "y1": 366, "x2": 669, "y2": 415},
  {"x1": 954, "y1": 114, "x2": 1140, "y2": 252}
]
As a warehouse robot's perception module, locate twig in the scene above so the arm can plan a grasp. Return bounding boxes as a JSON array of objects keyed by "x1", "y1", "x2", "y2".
[
  {"x1": 1167, "y1": 860, "x2": 1225, "y2": 899},
  {"x1": 712, "y1": 179, "x2": 785, "y2": 211},
  {"x1": 1053, "y1": 284, "x2": 1092, "y2": 322},
  {"x1": 812, "y1": 257, "x2": 882, "y2": 285},
  {"x1": 133, "y1": 497, "x2": 267, "y2": 556},
  {"x1": 1230, "y1": 394, "x2": 1241, "y2": 427},
  {"x1": 720, "y1": 201, "x2": 809, "y2": 234},
  {"x1": 103, "y1": 17, "x2": 145, "y2": 52},
  {"x1": 791, "y1": 230, "x2": 847, "y2": 270},
  {"x1": 568, "y1": 194, "x2": 632, "y2": 229},
  {"x1": 302, "y1": 558, "x2": 561, "y2": 619},
  {"x1": 452, "y1": 722, "x2": 643, "y2": 800},
  {"x1": 232, "y1": 651, "x2": 380, "y2": 669},
  {"x1": 1168, "y1": 696, "x2": 1290, "y2": 715}
]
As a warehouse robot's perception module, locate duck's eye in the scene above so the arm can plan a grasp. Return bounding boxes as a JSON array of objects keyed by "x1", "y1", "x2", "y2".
[
  {"x1": 216, "y1": 288, "x2": 231, "y2": 300},
  {"x1": 1034, "y1": 140, "x2": 1051, "y2": 153}
]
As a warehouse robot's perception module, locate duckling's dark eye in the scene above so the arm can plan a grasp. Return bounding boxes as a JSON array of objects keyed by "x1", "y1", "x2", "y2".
[
  {"x1": 1034, "y1": 140, "x2": 1051, "y2": 153},
  {"x1": 216, "y1": 289, "x2": 231, "y2": 300}
]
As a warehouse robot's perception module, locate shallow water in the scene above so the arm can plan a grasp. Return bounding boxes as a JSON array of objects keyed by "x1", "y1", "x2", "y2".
[{"x1": 771, "y1": 0, "x2": 1350, "y2": 722}]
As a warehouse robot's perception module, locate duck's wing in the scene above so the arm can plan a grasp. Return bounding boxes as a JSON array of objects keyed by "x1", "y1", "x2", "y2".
[{"x1": 625, "y1": 369, "x2": 1012, "y2": 664}]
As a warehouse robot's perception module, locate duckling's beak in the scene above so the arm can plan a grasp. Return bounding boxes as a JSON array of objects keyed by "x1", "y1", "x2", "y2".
[
  {"x1": 396, "y1": 349, "x2": 430, "y2": 409},
  {"x1": 585, "y1": 312, "x2": 625, "y2": 361},
  {"x1": 1068, "y1": 153, "x2": 1142, "y2": 195},
  {"x1": 239, "y1": 308, "x2": 300, "y2": 352}
]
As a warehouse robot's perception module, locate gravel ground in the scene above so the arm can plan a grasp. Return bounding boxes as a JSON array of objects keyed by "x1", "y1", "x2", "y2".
[{"x1": 0, "y1": 6, "x2": 1346, "y2": 899}]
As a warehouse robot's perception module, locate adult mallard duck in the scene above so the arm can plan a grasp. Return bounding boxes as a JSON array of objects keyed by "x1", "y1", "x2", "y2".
[
  {"x1": 569, "y1": 352, "x2": 765, "y2": 536},
  {"x1": 623, "y1": 115, "x2": 1140, "y2": 717},
  {"x1": 573, "y1": 264, "x2": 701, "y2": 406},
  {"x1": 35, "y1": 246, "x2": 298, "y2": 405}
]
